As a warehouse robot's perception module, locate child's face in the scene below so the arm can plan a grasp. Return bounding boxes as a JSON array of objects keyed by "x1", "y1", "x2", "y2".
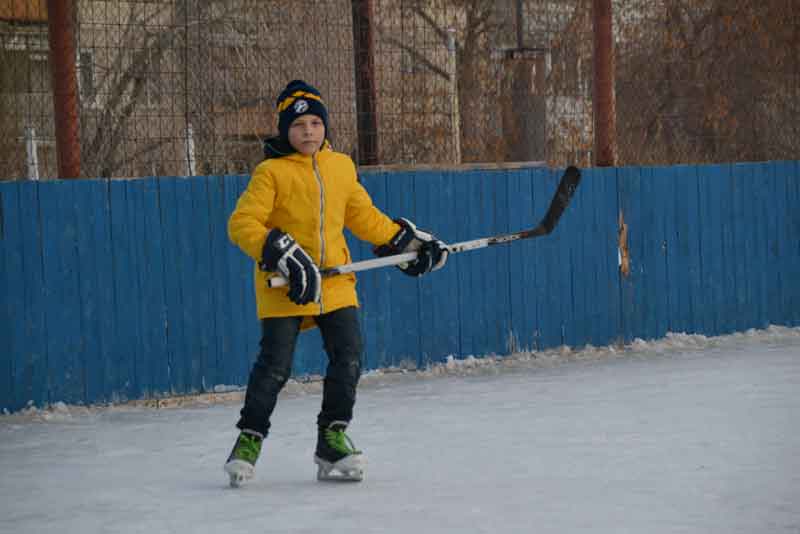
[{"x1": 288, "y1": 114, "x2": 325, "y2": 155}]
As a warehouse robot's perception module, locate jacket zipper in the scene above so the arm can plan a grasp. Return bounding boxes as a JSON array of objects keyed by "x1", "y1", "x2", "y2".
[{"x1": 312, "y1": 154, "x2": 325, "y2": 313}]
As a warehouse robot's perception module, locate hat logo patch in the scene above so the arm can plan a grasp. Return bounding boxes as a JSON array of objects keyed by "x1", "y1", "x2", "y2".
[{"x1": 293, "y1": 99, "x2": 309, "y2": 113}]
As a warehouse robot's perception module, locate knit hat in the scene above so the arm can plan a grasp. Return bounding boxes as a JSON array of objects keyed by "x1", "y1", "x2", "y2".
[{"x1": 276, "y1": 80, "x2": 329, "y2": 142}]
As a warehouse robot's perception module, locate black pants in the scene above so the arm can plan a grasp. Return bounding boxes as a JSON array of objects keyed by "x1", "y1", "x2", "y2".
[{"x1": 236, "y1": 306, "x2": 363, "y2": 437}]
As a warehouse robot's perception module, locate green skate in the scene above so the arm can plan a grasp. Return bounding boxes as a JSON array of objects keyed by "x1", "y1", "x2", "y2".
[
  {"x1": 224, "y1": 429, "x2": 263, "y2": 487},
  {"x1": 314, "y1": 421, "x2": 365, "y2": 482}
]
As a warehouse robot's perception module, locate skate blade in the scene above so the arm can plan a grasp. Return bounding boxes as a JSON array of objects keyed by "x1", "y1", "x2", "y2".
[
  {"x1": 225, "y1": 459, "x2": 254, "y2": 488},
  {"x1": 314, "y1": 454, "x2": 365, "y2": 482}
]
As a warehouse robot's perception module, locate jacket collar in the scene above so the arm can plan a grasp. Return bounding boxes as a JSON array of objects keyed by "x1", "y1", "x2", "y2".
[{"x1": 263, "y1": 136, "x2": 332, "y2": 162}]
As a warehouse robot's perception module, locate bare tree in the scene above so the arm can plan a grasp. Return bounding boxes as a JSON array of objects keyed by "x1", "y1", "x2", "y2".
[{"x1": 616, "y1": 0, "x2": 799, "y2": 164}]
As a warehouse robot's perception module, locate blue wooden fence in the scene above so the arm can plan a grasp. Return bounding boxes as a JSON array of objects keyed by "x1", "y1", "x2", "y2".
[{"x1": 1, "y1": 162, "x2": 798, "y2": 412}]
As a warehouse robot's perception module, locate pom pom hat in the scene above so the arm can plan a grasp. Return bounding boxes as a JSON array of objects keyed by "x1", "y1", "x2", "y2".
[{"x1": 276, "y1": 80, "x2": 329, "y2": 143}]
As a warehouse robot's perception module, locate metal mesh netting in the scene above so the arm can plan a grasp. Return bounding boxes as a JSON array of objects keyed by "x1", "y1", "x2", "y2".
[{"x1": 0, "y1": 0, "x2": 798, "y2": 180}]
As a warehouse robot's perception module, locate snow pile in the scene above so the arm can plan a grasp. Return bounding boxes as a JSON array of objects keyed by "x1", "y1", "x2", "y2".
[{"x1": 3, "y1": 325, "x2": 798, "y2": 422}]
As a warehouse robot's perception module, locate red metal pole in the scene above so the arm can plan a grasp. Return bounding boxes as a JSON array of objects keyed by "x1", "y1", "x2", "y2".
[
  {"x1": 592, "y1": 0, "x2": 617, "y2": 167},
  {"x1": 47, "y1": 0, "x2": 81, "y2": 178},
  {"x1": 351, "y1": 0, "x2": 379, "y2": 166}
]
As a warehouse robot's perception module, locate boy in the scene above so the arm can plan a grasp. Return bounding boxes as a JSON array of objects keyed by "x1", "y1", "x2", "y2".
[{"x1": 224, "y1": 80, "x2": 448, "y2": 486}]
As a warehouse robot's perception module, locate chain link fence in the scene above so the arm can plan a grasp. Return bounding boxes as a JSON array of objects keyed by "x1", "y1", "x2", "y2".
[{"x1": 1, "y1": 0, "x2": 797, "y2": 180}]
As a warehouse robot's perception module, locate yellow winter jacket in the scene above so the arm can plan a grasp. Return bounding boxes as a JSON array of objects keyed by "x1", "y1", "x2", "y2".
[{"x1": 228, "y1": 145, "x2": 400, "y2": 329}]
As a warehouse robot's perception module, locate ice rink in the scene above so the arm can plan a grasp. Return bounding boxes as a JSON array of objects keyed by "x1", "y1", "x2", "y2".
[{"x1": 2, "y1": 327, "x2": 799, "y2": 534}]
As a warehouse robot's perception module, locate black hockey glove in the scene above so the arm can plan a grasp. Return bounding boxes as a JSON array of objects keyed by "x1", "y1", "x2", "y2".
[
  {"x1": 260, "y1": 229, "x2": 321, "y2": 305},
  {"x1": 373, "y1": 217, "x2": 449, "y2": 277}
]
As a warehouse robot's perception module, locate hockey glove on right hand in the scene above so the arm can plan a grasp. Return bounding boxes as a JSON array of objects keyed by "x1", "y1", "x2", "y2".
[
  {"x1": 373, "y1": 217, "x2": 449, "y2": 277},
  {"x1": 260, "y1": 229, "x2": 321, "y2": 305}
]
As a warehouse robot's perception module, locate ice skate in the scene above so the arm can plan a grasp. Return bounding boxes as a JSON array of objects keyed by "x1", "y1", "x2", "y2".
[
  {"x1": 314, "y1": 421, "x2": 365, "y2": 482},
  {"x1": 224, "y1": 429, "x2": 263, "y2": 488}
]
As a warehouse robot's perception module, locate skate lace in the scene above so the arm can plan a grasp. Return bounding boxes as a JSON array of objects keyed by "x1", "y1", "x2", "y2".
[
  {"x1": 325, "y1": 428, "x2": 360, "y2": 455},
  {"x1": 235, "y1": 433, "x2": 262, "y2": 463}
]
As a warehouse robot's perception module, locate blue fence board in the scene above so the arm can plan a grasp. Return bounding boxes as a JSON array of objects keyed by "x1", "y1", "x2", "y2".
[
  {"x1": 72, "y1": 179, "x2": 113, "y2": 403},
  {"x1": 591, "y1": 168, "x2": 613, "y2": 346},
  {"x1": 790, "y1": 161, "x2": 800, "y2": 326},
  {"x1": 221, "y1": 174, "x2": 250, "y2": 384},
  {"x1": 506, "y1": 168, "x2": 535, "y2": 351},
  {"x1": 17, "y1": 182, "x2": 49, "y2": 408},
  {"x1": 356, "y1": 171, "x2": 387, "y2": 371},
  {"x1": 2, "y1": 161, "x2": 800, "y2": 412},
  {"x1": 157, "y1": 178, "x2": 185, "y2": 394},
  {"x1": 108, "y1": 180, "x2": 136, "y2": 401},
  {"x1": 385, "y1": 170, "x2": 421, "y2": 365},
  {"x1": 39, "y1": 181, "x2": 84, "y2": 404},
  {"x1": 697, "y1": 167, "x2": 721, "y2": 336},
  {"x1": 1, "y1": 183, "x2": 21, "y2": 411},
  {"x1": 765, "y1": 164, "x2": 784, "y2": 327}
]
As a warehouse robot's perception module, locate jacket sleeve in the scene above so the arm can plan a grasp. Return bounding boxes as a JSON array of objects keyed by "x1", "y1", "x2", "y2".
[
  {"x1": 345, "y1": 178, "x2": 400, "y2": 246},
  {"x1": 228, "y1": 164, "x2": 277, "y2": 261}
]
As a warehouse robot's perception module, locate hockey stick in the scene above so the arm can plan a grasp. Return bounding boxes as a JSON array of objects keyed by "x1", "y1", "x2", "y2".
[{"x1": 267, "y1": 166, "x2": 581, "y2": 288}]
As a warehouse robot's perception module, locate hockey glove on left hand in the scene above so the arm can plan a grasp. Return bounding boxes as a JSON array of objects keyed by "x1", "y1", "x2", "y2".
[
  {"x1": 373, "y1": 217, "x2": 449, "y2": 277},
  {"x1": 260, "y1": 229, "x2": 321, "y2": 305}
]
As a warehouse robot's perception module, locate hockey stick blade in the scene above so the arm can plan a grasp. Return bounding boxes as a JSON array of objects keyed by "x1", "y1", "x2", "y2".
[
  {"x1": 519, "y1": 165, "x2": 581, "y2": 239},
  {"x1": 267, "y1": 166, "x2": 581, "y2": 287}
]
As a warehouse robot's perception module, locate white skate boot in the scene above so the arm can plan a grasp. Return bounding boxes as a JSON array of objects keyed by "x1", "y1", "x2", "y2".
[{"x1": 314, "y1": 421, "x2": 366, "y2": 482}]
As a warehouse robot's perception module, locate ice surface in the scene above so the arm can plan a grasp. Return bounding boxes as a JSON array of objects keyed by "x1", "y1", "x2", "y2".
[{"x1": 1, "y1": 327, "x2": 799, "y2": 533}]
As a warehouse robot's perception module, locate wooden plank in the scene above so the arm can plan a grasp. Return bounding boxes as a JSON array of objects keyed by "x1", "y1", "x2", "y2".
[
  {"x1": 190, "y1": 177, "x2": 218, "y2": 391},
  {"x1": 39, "y1": 181, "x2": 84, "y2": 405},
  {"x1": 648, "y1": 167, "x2": 672, "y2": 339},
  {"x1": 592, "y1": 168, "x2": 622, "y2": 346},
  {"x1": 484, "y1": 168, "x2": 512, "y2": 355},
  {"x1": 730, "y1": 164, "x2": 751, "y2": 331},
  {"x1": 157, "y1": 177, "x2": 186, "y2": 394},
  {"x1": 679, "y1": 165, "x2": 703, "y2": 334},
  {"x1": 752, "y1": 164, "x2": 771, "y2": 329},
  {"x1": 765, "y1": 163, "x2": 784, "y2": 326},
  {"x1": 204, "y1": 175, "x2": 231, "y2": 386},
  {"x1": 72, "y1": 179, "x2": 113, "y2": 405},
  {"x1": 697, "y1": 166, "x2": 724, "y2": 337},
  {"x1": 716, "y1": 164, "x2": 737, "y2": 334},
  {"x1": 558, "y1": 166, "x2": 581, "y2": 348},
  {"x1": 772, "y1": 162, "x2": 793, "y2": 326},
  {"x1": 108, "y1": 179, "x2": 138, "y2": 402},
  {"x1": 360, "y1": 170, "x2": 393, "y2": 370},
  {"x1": 416, "y1": 169, "x2": 459, "y2": 366},
  {"x1": 173, "y1": 178, "x2": 203, "y2": 392},
  {"x1": 127, "y1": 179, "x2": 146, "y2": 399},
  {"x1": 140, "y1": 177, "x2": 170, "y2": 396},
  {"x1": 14, "y1": 182, "x2": 48, "y2": 409},
  {"x1": 208, "y1": 175, "x2": 234, "y2": 385},
  {"x1": 506, "y1": 168, "x2": 537, "y2": 351},
  {"x1": 458, "y1": 169, "x2": 487, "y2": 357},
  {"x1": 222, "y1": 174, "x2": 252, "y2": 385},
  {"x1": 237, "y1": 174, "x2": 261, "y2": 365},
  {"x1": 1, "y1": 182, "x2": 22, "y2": 412},
  {"x1": 384, "y1": 170, "x2": 420, "y2": 367},
  {"x1": 662, "y1": 166, "x2": 688, "y2": 334},
  {"x1": 789, "y1": 161, "x2": 800, "y2": 326},
  {"x1": 532, "y1": 168, "x2": 561, "y2": 349},
  {"x1": 617, "y1": 166, "x2": 641, "y2": 343},
  {"x1": 593, "y1": 166, "x2": 621, "y2": 347},
  {"x1": 566, "y1": 166, "x2": 590, "y2": 347}
]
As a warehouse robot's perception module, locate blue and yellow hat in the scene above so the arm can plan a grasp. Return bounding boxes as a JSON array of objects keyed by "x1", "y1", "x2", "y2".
[{"x1": 276, "y1": 80, "x2": 329, "y2": 142}]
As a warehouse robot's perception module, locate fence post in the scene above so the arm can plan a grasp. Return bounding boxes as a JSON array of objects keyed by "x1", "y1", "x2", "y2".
[
  {"x1": 46, "y1": 0, "x2": 82, "y2": 178},
  {"x1": 186, "y1": 123, "x2": 196, "y2": 176},
  {"x1": 592, "y1": 0, "x2": 617, "y2": 167},
  {"x1": 25, "y1": 126, "x2": 40, "y2": 180},
  {"x1": 351, "y1": 0, "x2": 379, "y2": 166},
  {"x1": 447, "y1": 28, "x2": 461, "y2": 165}
]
